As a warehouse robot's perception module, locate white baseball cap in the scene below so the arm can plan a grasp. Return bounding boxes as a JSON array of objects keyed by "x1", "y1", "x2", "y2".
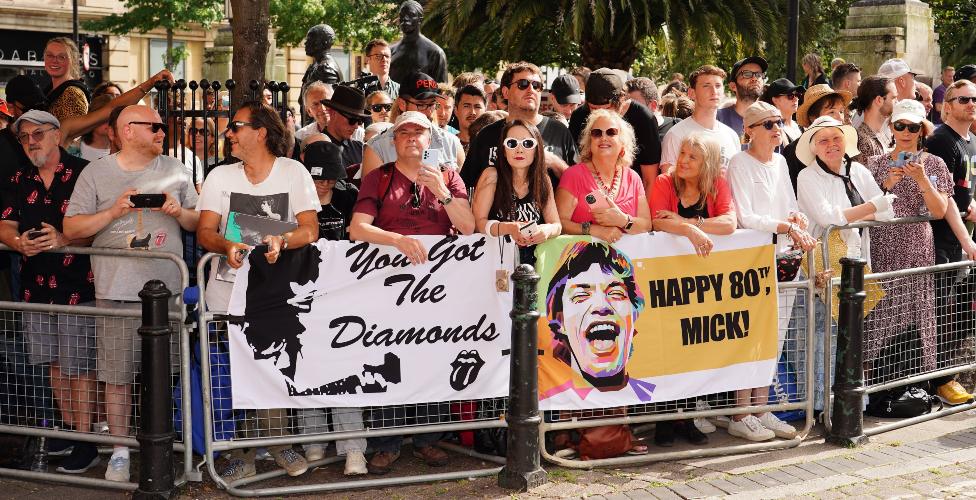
[
  {"x1": 392, "y1": 110, "x2": 432, "y2": 132},
  {"x1": 878, "y1": 58, "x2": 917, "y2": 79}
]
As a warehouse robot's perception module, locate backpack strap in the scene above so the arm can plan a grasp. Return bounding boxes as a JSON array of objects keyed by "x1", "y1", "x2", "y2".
[{"x1": 376, "y1": 162, "x2": 396, "y2": 210}]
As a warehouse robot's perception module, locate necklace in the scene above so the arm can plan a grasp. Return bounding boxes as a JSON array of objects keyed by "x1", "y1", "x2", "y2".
[{"x1": 590, "y1": 164, "x2": 620, "y2": 200}]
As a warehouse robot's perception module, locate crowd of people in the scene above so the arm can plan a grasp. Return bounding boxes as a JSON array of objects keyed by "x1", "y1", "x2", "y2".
[{"x1": 2, "y1": 33, "x2": 976, "y2": 482}]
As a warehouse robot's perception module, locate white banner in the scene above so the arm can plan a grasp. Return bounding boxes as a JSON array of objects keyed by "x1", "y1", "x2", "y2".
[{"x1": 226, "y1": 235, "x2": 515, "y2": 409}]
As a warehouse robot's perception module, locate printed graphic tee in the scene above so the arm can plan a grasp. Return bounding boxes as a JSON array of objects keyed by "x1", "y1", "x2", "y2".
[{"x1": 926, "y1": 123, "x2": 976, "y2": 251}]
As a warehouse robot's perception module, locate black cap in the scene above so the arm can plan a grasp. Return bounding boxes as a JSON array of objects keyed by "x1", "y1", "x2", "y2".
[
  {"x1": 730, "y1": 56, "x2": 769, "y2": 80},
  {"x1": 550, "y1": 74, "x2": 582, "y2": 105},
  {"x1": 956, "y1": 64, "x2": 976, "y2": 83},
  {"x1": 303, "y1": 141, "x2": 346, "y2": 181},
  {"x1": 5, "y1": 75, "x2": 46, "y2": 111},
  {"x1": 586, "y1": 68, "x2": 625, "y2": 106},
  {"x1": 399, "y1": 71, "x2": 440, "y2": 100},
  {"x1": 760, "y1": 78, "x2": 804, "y2": 102}
]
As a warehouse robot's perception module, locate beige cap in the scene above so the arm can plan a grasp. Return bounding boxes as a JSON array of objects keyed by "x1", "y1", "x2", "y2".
[
  {"x1": 743, "y1": 101, "x2": 782, "y2": 129},
  {"x1": 393, "y1": 110, "x2": 432, "y2": 132}
]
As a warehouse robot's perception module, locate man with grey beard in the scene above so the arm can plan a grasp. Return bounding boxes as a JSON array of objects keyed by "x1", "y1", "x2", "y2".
[{"x1": 717, "y1": 56, "x2": 768, "y2": 138}]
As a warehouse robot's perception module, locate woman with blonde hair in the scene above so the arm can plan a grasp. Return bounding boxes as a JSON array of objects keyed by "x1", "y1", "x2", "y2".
[{"x1": 44, "y1": 36, "x2": 89, "y2": 124}]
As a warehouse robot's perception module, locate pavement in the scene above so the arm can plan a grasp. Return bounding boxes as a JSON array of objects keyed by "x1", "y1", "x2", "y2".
[{"x1": 2, "y1": 412, "x2": 976, "y2": 499}]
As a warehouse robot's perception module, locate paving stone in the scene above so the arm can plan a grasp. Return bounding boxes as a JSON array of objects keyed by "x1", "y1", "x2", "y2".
[
  {"x1": 742, "y1": 471, "x2": 782, "y2": 488},
  {"x1": 815, "y1": 490, "x2": 850, "y2": 500},
  {"x1": 705, "y1": 478, "x2": 749, "y2": 494},
  {"x1": 905, "y1": 441, "x2": 953, "y2": 454},
  {"x1": 932, "y1": 474, "x2": 973, "y2": 487},
  {"x1": 793, "y1": 460, "x2": 836, "y2": 477},
  {"x1": 855, "y1": 449, "x2": 900, "y2": 465},
  {"x1": 603, "y1": 494, "x2": 631, "y2": 500},
  {"x1": 723, "y1": 474, "x2": 762, "y2": 491},
  {"x1": 781, "y1": 463, "x2": 822, "y2": 480},
  {"x1": 762, "y1": 467, "x2": 800, "y2": 484},
  {"x1": 846, "y1": 451, "x2": 892, "y2": 467},
  {"x1": 817, "y1": 457, "x2": 865, "y2": 474},
  {"x1": 887, "y1": 445, "x2": 930, "y2": 458},
  {"x1": 908, "y1": 481, "x2": 942, "y2": 495},
  {"x1": 664, "y1": 482, "x2": 702, "y2": 499},
  {"x1": 644, "y1": 487, "x2": 683, "y2": 500},
  {"x1": 623, "y1": 490, "x2": 657, "y2": 500}
]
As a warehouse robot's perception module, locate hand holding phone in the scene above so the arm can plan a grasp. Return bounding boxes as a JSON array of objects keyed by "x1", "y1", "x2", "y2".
[
  {"x1": 27, "y1": 230, "x2": 44, "y2": 240},
  {"x1": 585, "y1": 189, "x2": 611, "y2": 211},
  {"x1": 130, "y1": 194, "x2": 166, "y2": 209},
  {"x1": 422, "y1": 148, "x2": 443, "y2": 169},
  {"x1": 519, "y1": 221, "x2": 538, "y2": 237}
]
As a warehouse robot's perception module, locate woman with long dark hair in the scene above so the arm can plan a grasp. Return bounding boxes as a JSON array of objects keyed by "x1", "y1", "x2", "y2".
[{"x1": 473, "y1": 119, "x2": 560, "y2": 264}]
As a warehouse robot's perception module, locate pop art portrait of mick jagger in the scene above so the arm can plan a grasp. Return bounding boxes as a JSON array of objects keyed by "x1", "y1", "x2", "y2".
[{"x1": 545, "y1": 241, "x2": 645, "y2": 392}]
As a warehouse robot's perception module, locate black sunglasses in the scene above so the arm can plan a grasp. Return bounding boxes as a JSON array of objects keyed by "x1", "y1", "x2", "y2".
[
  {"x1": 590, "y1": 127, "x2": 619, "y2": 138},
  {"x1": 128, "y1": 121, "x2": 167, "y2": 134},
  {"x1": 341, "y1": 113, "x2": 365, "y2": 126},
  {"x1": 370, "y1": 103, "x2": 393, "y2": 113},
  {"x1": 504, "y1": 138, "x2": 537, "y2": 150},
  {"x1": 513, "y1": 79, "x2": 543, "y2": 91},
  {"x1": 950, "y1": 96, "x2": 976, "y2": 105},
  {"x1": 893, "y1": 121, "x2": 922, "y2": 133},
  {"x1": 750, "y1": 119, "x2": 784, "y2": 130},
  {"x1": 226, "y1": 120, "x2": 255, "y2": 133},
  {"x1": 410, "y1": 182, "x2": 421, "y2": 209}
]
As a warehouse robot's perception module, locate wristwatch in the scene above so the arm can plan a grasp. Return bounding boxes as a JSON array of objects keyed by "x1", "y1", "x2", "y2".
[
  {"x1": 279, "y1": 232, "x2": 290, "y2": 250},
  {"x1": 582, "y1": 221, "x2": 591, "y2": 235},
  {"x1": 624, "y1": 215, "x2": 634, "y2": 231},
  {"x1": 438, "y1": 195, "x2": 453, "y2": 206}
]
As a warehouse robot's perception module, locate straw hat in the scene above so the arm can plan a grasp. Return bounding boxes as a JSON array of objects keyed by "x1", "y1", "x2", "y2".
[
  {"x1": 795, "y1": 116, "x2": 859, "y2": 167},
  {"x1": 796, "y1": 84, "x2": 853, "y2": 128}
]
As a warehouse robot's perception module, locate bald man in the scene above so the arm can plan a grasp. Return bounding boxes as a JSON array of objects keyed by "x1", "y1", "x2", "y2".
[{"x1": 63, "y1": 104, "x2": 199, "y2": 482}]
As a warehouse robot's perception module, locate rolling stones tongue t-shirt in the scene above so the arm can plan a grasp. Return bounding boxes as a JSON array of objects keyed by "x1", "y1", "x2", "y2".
[{"x1": 65, "y1": 153, "x2": 198, "y2": 301}]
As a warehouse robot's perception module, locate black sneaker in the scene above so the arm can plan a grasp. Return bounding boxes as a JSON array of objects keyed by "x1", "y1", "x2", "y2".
[
  {"x1": 654, "y1": 421, "x2": 675, "y2": 447},
  {"x1": 56, "y1": 442, "x2": 100, "y2": 474},
  {"x1": 675, "y1": 419, "x2": 708, "y2": 445},
  {"x1": 48, "y1": 438, "x2": 74, "y2": 457}
]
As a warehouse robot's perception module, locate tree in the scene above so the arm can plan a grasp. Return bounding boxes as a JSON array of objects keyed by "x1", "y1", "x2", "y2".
[
  {"x1": 230, "y1": 0, "x2": 272, "y2": 105},
  {"x1": 423, "y1": 0, "x2": 787, "y2": 72},
  {"x1": 269, "y1": 0, "x2": 399, "y2": 52},
  {"x1": 84, "y1": 0, "x2": 224, "y2": 71}
]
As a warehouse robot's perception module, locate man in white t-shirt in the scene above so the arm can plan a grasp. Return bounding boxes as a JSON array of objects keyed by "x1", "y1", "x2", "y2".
[
  {"x1": 660, "y1": 65, "x2": 741, "y2": 174},
  {"x1": 295, "y1": 81, "x2": 333, "y2": 143}
]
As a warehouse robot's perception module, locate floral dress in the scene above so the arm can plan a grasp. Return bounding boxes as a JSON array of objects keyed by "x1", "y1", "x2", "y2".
[{"x1": 863, "y1": 152, "x2": 952, "y2": 379}]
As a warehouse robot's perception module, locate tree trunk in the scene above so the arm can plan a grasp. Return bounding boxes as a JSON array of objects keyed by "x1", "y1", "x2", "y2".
[
  {"x1": 165, "y1": 28, "x2": 174, "y2": 71},
  {"x1": 229, "y1": 0, "x2": 271, "y2": 107}
]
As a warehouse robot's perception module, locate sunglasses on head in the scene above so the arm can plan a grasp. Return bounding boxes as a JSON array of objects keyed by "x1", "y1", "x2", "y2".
[
  {"x1": 893, "y1": 121, "x2": 922, "y2": 133},
  {"x1": 503, "y1": 137, "x2": 537, "y2": 150},
  {"x1": 750, "y1": 119, "x2": 784, "y2": 130},
  {"x1": 370, "y1": 103, "x2": 393, "y2": 113},
  {"x1": 129, "y1": 121, "x2": 167, "y2": 134},
  {"x1": 513, "y1": 79, "x2": 543, "y2": 91},
  {"x1": 950, "y1": 96, "x2": 976, "y2": 105},
  {"x1": 226, "y1": 120, "x2": 256, "y2": 133},
  {"x1": 590, "y1": 127, "x2": 619, "y2": 138}
]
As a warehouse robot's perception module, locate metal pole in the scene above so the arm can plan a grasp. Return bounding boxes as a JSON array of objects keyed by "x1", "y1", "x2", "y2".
[
  {"x1": 498, "y1": 264, "x2": 547, "y2": 491},
  {"x1": 72, "y1": 0, "x2": 79, "y2": 44},
  {"x1": 787, "y1": 0, "x2": 800, "y2": 83},
  {"x1": 135, "y1": 280, "x2": 175, "y2": 499},
  {"x1": 827, "y1": 257, "x2": 869, "y2": 447}
]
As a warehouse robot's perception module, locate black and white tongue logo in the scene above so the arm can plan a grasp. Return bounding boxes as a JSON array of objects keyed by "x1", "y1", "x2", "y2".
[{"x1": 449, "y1": 350, "x2": 485, "y2": 390}]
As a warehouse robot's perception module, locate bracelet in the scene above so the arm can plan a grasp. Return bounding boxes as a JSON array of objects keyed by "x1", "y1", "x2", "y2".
[
  {"x1": 695, "y1": 216, "x2": 704, "y2": 228},
  {"x1": 786, "y1": 223, "x2": 796, "y2": 237},
  {"x1": 279, "y1": 232, "x2": 290, "y2": 250},
  {"x1": 484, "y1": 220, "x2": 500, "y2": 237}
]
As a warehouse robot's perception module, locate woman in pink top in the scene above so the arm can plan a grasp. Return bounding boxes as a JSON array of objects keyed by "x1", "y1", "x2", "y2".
[{"x1": 555, "y1": 109, "x2": 652, "y2": 242}]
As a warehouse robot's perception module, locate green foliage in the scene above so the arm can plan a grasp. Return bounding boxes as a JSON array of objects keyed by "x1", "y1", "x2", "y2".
[
  {"x1": 269, "y1": 0, "x2": 399, "y2": 52},
  {"x1": 930, "y1": 0, "x2": 976, "y2": 67},
  {"x1": 83, "y1": 0, "x2": 225, "y2": 36}
]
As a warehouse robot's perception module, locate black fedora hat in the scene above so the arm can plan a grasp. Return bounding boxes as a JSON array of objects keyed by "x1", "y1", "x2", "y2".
[{"x1": 321, "y1": 84, "x2": 369, "y2": 119}]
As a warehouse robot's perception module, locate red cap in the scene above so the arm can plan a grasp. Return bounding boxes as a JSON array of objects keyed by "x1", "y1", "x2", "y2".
[{"x1": 0, "y1": 99, "x2": 11, "y2": 118}]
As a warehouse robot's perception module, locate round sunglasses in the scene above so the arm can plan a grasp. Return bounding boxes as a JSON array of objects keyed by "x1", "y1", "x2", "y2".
[
  {"x1": 503, "y1": 137, "x2": 537, "y2": 150},
  {"x1": 590, "y1": 127, "x2": 619, "y2": 138}
]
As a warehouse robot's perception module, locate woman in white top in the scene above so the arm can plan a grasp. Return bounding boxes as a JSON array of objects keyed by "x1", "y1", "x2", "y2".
[{"x1": 728, "y1": 102, "x2": 816, "y2": 442}]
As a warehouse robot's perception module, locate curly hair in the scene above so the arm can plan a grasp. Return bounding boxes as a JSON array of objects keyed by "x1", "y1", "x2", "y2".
[{"x1": 578, "y1": 109, "x2": 636, "y2": 170}]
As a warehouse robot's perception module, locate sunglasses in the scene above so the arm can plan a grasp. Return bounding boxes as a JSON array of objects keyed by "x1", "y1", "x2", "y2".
[
  {"x1": 750, "y1": 119, "x2": 784, "y2": 130},
  {"x1": 16, "y1": 126, "x2": 56, "y2": 145},
  {"x1": 370, "y1": 103, "x2": 393, "y2": 113},
  {"x1": 950, "y1": 96, "x2": 976, "y2": 105},
  {"x1": 226, "y1": 120, "x2": 255, "y2": 133},
  {"x1": 410, "y1": 182, "x2": 421, "y2": 209},
  {"x1": 780, "y1": 91, "x2": 803, "y2": 100},
  {"x1": 188, "y1": 127, "x2": 209, "y2": 136},
  {"x1": 590, "y1": 127, "x2": 619, "y2": 138},
  {"x1": 893, "y1": 121, "x2": 922, "y2": 133},
  {"x1": 341, "y1": 113, "x2": 364, "y2": 126},
  {"x1": 503, "y1": 137, "x2": 537, "y2": 150},
  {"x1": 513, "y1": 79, "x2": 543, "y2": 91},
  {"x1": 129, "y1": 121, "x2": 167, "y2": 134}
]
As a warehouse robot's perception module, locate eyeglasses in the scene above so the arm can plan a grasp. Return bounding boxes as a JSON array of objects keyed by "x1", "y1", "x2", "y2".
[
  {"x1": 404, "y1": 98, "x2": 436, "y2": 111},
  {"x1": 512, "y1": 79, "x2": 543, "y2": 92},
  {"x1": 16, "y1": 126, "x2": 56, "y2": 145},
  {"x1": 590, "y1": 127, "x2": 619, "y2": 138},
  {"x1": 188, "y1": 127, "x2": 209, "y2": 136},
  {"x1": 893, "y1": 121, "x2": 922, "y2": 133},
  {"x1": 128, "y1": 121, "x2": 168, "y2": 134},
  {"x1": 226, "y1": 121, "x2": 256, "y2": 133},
  {"x1": 749, "y1": 119, "x2": 784, "y2": 130},
  {"x1": 950, "y1": 96, "x2": 976, "y2": 105},
  {"x1": 370, "y1": 103, "x2": 393, "y2": 113},
  {"x1": 43, "y1": 52, "x2": 69, "y2": 63},
  {"x1": 369, "y1": 53, "x2": 391, "y2": 61},
  {"x1": 738, "y1": 70, "x2": 765, "y2": 80},
  {"x1": 504, "y1": 138, "x2": 537, "y2": 150}
]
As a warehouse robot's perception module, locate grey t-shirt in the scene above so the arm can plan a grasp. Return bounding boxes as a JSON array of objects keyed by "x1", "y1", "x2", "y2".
[
  {"x1": 366, "y1": 125, "x2": 462, "y2": 169},
  {"x1": 66, "y1": 153, "x2": 198, "y2": 301}
]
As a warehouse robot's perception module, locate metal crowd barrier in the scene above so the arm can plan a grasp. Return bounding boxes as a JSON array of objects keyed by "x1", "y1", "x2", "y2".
[
  {"x1": 0, "y1": 245, "x2": 193, "y2": 491},
  {"x1": 537, "y1": 247, "x2": 818, "y2": 469},
  {"x1": 195, "y1": 253, "x2": 510, "y2": 496},
  {"x1": 819, "y1": 217, "x2": 976, "y2": 436}
]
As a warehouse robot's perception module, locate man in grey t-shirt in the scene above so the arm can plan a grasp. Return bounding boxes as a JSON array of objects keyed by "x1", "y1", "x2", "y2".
[{"x1": 64, "y1": 105, "x2": 199, "y2": 483}]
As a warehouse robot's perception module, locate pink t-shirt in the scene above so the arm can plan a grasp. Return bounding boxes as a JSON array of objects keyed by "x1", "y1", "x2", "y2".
[{"x1": 557, "y1": 163, "x2": 646, "y2": 224}]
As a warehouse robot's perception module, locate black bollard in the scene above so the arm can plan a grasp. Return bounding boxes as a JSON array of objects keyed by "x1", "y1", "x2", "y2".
[
  {"x1": 827, "y1": 257, "x2": 869, "y2": 447},
  {"x1": 498, "y1": 264, "x2": 547, "y2": 491},
  {"x1": 135, "y1": 280, "x2": 175, "y2": 499}
]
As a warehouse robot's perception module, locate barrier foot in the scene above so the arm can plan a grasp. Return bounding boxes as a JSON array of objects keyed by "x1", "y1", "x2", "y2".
[{"x1": 498, "y1": 465, "x2": 548, "y2": 492}]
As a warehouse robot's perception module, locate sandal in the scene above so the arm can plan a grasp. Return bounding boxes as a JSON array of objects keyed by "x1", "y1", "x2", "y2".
[{"x1": 626, "y1": 444, "x2": 649, "y2": 455}]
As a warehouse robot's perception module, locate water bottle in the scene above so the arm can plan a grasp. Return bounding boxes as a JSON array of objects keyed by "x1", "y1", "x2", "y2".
[{"x1": 29, "y1": 420, "x2": 49, "y2": 472}]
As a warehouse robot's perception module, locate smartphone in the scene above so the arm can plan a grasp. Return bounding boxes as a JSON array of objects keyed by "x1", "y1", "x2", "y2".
[
  {"x1": 130, "y1": 194, "x2": 166, "y2": 209},
  {"x1": 422, "y1": 148, "x2": 442, "y2": 168},
  {"x1": 519, "y1": 221, "x2": 538, "y2": 237},
  {"x1": 584, "y1": 189, "x2": 611, "y2": 211},
  {"x1": 27, "y1": 230, "x2": 44, "y2": 240}
]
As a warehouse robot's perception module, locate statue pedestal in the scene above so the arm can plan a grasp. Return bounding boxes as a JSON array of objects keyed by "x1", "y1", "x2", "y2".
[{"x1": 836, "y1": 0, "x2": 941, "y2": 83}]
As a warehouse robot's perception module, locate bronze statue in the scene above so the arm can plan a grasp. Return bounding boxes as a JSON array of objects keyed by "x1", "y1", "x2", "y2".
[
  {"x1": 389, "y1": 1, "x2": 449, "y2": 84},
  {"x1": 301, "y1": 24, "x2": 344, "y2": 99}
]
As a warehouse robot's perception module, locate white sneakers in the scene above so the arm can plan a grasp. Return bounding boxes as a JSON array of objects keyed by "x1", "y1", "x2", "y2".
[
  {"x1": 759, "y1": 412, "x2": 797, "y2": 439},
  {"x1": 344, "y1": 451, "x2": 367, "y2": 476},
  {"x1": 304, "y1": 444, "x2": 326, "y2": 462},
  {"x1": 694, "y1": 400, "x2": 717, "y2": 433},
  {"x1": 104, "y1": 454, "x2": 130, "y2": 482},
  {"x1": 728, "y1": 415, "x2": 775, "y2": 442}
]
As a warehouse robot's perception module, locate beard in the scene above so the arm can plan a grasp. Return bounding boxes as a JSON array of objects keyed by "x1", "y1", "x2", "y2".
[
  {"x1": 737, "y1": 85, "x2": 762, "y2": 102},
  {"x1": 28, "y1": 148, "x2": 52, "y2": 168}
]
